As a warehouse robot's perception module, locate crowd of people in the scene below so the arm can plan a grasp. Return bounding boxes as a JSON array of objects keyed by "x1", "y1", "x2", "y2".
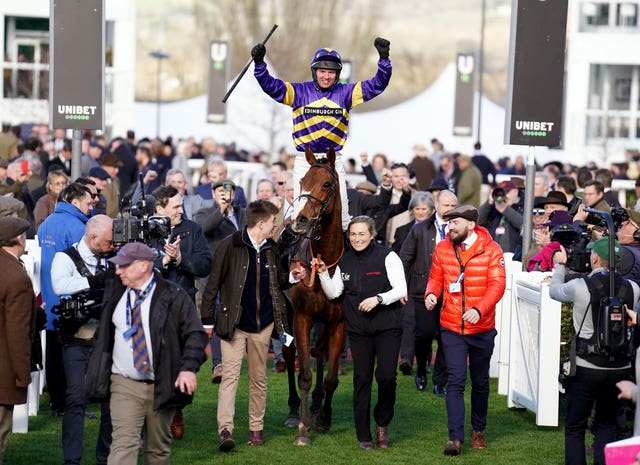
[
  {"x1": 4, "y1": 116, "x2": 640, "y2": 463},
  {"x1": 5, "y1": 30, "x2": 640, "y2": 461}
]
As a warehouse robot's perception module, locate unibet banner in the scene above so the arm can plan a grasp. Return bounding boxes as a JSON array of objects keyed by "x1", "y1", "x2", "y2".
[
  {"x1": 504, "y1": 0, "x2": 568, "y2": 147},
  {"x1": 453, "y1": 53, "x2": 475, "y2": 137},
  {"x1": 207, "y1": 40, "x2": 230, "y2": 123},
  {"x1": 50, "y1": 0, "x2": 104, "y2": 130}
]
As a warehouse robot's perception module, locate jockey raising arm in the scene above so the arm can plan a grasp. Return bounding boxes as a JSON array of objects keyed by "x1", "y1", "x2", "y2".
[{"x1": 252, "y1": 38, "x2": 392, "y2": 230}]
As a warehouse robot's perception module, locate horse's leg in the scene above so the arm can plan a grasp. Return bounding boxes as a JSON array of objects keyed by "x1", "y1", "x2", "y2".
[
  {"x1": 315, "y1": 320, "x2": 347, "y2": 433},
  {"x1": 293, "y1": 313, "x2": 313, "y2": 446},
  {"x1": 311, "y1": 350, "x2": 324, "y2": 415},
  {"x1": 283, "y1": 341, "x2": 300, "y2": 427},
  {"x1": 310, "y1": 322, "x2": 325, "y2": 416}
]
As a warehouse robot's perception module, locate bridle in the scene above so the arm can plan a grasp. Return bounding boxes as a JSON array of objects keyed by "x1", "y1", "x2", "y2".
[
  {"x1": 297, "y1": 161, "x2": 339, "y2": 240},
  {"x1": 294, "y1": 160, "x2": 344, "y2": 286}
]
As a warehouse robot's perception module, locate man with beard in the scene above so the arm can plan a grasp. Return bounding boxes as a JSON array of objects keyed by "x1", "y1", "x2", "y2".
[{"x1": 425, "y1": 205, "x2": 506, "y2": 456}]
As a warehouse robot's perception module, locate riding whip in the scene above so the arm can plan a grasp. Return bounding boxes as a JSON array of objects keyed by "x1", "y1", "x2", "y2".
[{"x1": 221, "y1": 24, "x2": 278, "y2": 103}]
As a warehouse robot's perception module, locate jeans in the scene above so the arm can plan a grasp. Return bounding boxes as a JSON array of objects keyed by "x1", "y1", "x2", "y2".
[
  {"x1": 62, "y1": 343, "x2": 111, "y2": 465},
  {"x1": 440, "y1": 328, "x2": 496, "y2": 442}
]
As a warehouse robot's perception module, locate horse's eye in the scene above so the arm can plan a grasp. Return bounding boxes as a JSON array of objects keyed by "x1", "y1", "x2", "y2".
[{"x1": 322, "y1": 181, "x2": 332, "y2": 189}]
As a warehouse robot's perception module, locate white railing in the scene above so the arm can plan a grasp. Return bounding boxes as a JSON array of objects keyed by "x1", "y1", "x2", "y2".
[{"x1": 12, "y1": 239, "x2": 44, "y2": 433}]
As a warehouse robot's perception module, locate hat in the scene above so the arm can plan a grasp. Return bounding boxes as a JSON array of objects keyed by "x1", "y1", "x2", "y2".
[
  {"x1": 425, "y1": 178, "x2": 449, "y2": 192},
  {"x1": 534, "y1": 190, "x2": 569, "y2": 208},
  {"x1": 627, "y1": 208, "x2": 640, "y2": 225},
  {"x1": 442, "y1": 204, "x2": 479, "y2": 222},
  {"x1": 510, "y1": 177, "x2": 525, "y2": 189},
  {"x1": 497, "y1": 180, "x2": 517, "y2": 192},
  {"x1": 0, "y1": 196, "x2": 24, "y2": 218},
  {"x1": 0, "y1": 217, "x2": 30, "y2": 241},
  {"x1": 88, "y1": 166, "x2": 110, "y2": 181},
  {"x1": 101, "y1": 153, "x2": 123, "y2": 167},
  {"x1": 457, "y1": 154, "x2": 472, "y2": 164},
  {"x1": 355, "y1": 180, "x2": 377, "y2": 194},
  {"x1": 108, "y1": 242, "x2": 157, "y2": 266},
  {"x1": 543, "y1": 210, "x2": 574, "y2": 227},
  {"x1": 212, "y1": 179, "x2": 236, "y2": 191},
  {"x1": 89, "y1": 141, "x2": 101, "y2": 149},
  {"x1": 0, "y1": 159, "x2": 8, "y2": 169},
  {"x1": 587, "y1": 237, "x2": 622, "y2": 261}
]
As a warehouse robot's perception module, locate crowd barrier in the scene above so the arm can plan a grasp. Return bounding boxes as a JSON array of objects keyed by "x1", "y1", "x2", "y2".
[{"x1": 12, "y1": 241, "x2": 565, "y2": 432}]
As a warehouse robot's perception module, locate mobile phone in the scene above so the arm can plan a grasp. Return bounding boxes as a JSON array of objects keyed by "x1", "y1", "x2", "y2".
[{"x1": 21, "y1": 159, "x2": 29, "y2": 175}]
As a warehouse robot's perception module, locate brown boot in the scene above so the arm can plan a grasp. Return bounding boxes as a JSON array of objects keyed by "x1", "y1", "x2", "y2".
[
  {"x1": 375, "y1": 425, "x2": 389, "y2": 449},
  {"x1": 471, "y1": 430, "x2": 486, "y2": 449},
  {"x1": 247, "y1": 430, "x2": 264, "y2": 446},
  {"x1": 444, "y1": 439, "x2": 463, "y2": 456}
]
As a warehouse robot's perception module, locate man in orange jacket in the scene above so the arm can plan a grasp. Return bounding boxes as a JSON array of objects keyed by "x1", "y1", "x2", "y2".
[{"x1": 424, "y1": 205, "x2": 506, "y2": 456}]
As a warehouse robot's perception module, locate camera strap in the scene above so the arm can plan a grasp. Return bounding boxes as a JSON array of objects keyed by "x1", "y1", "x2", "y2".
[{"x1": 63, "y1": 245, "x2": 93, "y2": 278}]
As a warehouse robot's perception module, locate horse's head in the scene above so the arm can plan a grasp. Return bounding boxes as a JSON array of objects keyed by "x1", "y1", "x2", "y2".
[{"x1": 291, "y1": 147, "x2": 340, "y2": 236}]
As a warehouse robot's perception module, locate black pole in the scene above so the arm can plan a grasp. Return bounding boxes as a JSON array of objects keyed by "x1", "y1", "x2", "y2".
[{"x1": 222, "y1": 24, "x2": 278, "y2": 103}]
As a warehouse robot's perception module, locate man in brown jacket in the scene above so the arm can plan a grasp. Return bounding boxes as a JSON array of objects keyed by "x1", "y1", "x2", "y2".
[{"x1": 0, "y1": 217, "x2": 39, "y2": 464}]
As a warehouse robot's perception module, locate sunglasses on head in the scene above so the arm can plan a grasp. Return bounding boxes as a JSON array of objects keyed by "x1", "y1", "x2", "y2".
[{"x1": 532, "y1": 209, "x2": 545, "y2": 215}]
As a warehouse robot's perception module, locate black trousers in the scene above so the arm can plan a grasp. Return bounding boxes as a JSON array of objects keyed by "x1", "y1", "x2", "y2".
[
  {"x1": 46, "y1": 330, "x2": 66, "y2": 412},
  {"x1": 348, "y1": 328, "x2": 402, "y2": 442},
  {"x1": 564, "y1": 365, "x2": 629, "y2": 465},
  {"x1": 413, "y1": 297, "x2": 447, "y2": 386}
]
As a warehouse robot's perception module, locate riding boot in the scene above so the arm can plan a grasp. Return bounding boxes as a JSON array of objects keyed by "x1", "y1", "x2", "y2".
[{"x1": 278, "y1": 222, "x2": 300, "y2": 255}]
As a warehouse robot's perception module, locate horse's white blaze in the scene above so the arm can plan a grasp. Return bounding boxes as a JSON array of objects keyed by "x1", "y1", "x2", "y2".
[{"x1": 291, "y1": 189, "x2": 310, "y2": 221}]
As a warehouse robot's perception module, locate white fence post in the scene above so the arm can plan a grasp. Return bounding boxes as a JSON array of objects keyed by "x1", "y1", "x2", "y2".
[{"x1": 505, "y1": 272, "x2": 561, "y2": 426}]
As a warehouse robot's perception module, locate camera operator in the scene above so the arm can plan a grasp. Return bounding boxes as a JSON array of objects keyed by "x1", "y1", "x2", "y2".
[
  {"x1": 616, "y1": 209, "x2": 640, "y2": 281},
  {"x1": 478, "y1": 180, "x2": 524, "y2": 260},
  {"x1": 150, "y1": 185, "x2": 212, "y2": 302},
  {"x1": 550, "y1": 238, "x2": 640, "y2": 465},
  {"x1": 574, "y1": 180, "x2": 610, "y2": 235},
  {"x1": 51, "y1": 214, "x2": 115, "y2": 465}
]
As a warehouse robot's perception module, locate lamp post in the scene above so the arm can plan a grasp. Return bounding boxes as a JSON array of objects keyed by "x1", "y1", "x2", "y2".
[{"x1": 149, "y1": 50, "x2": 169, "y2": 138}]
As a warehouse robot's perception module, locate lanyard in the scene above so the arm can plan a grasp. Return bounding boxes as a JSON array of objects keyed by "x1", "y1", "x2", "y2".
[{"x1": 125, "y1": 277, "x2": 156, "y2": 328}]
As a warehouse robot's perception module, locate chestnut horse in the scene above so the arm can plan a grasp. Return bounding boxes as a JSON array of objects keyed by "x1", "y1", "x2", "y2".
[{"x1": 288, "y1": 147, "x2": 346, "y2": 446}]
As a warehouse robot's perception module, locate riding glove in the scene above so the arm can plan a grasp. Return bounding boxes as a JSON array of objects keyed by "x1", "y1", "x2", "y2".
[{"x1": 374, "y1": 37, "x2": 390, "y2": 60}]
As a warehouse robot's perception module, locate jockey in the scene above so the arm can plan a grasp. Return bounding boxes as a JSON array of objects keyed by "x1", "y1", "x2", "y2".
[{"x1": 252, "y1": 37, "x2": 392, "y2": 231}]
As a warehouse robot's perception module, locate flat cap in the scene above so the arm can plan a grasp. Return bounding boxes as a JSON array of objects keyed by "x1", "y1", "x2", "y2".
[
  {"x1": 88, "y1": 166, "x2": 110, "y2": 180},
  {"x1": 212, "y1": 179, "x2": 236, "y2": 191},
  {"x1": 0, "y1": 217, "x2": 30, "y2": 241},
  {"x1": 0, "y1": 196, "x2": 25, "y2": 218},
  {"x1": 442, "y1": 204, "x2": 478, "y2": 222},
  {"x1": 108, "y1": 242, "x2": 157, "y2": 266},
  {"x1": 355, "y1": 180, "x2": 377, "y2": 194}
]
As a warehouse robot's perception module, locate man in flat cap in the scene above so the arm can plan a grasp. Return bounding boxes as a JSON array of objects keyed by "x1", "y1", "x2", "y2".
[
  {"x1": 85, "y1": 242, "x2": 207, "y2": 465},
  {"x1": 0, "y1": 217, "x2": 40, "y2": 463},
  {"x1": 424, "y1": 205, "x2": 506, "y2": 456}
]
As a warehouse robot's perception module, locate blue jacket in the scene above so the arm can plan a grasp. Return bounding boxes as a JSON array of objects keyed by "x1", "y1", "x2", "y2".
[
  {"x1": 37, "y1": 202, "x2": 89, "y2": 329},
  {"x1": 254, "y1": 59, "x2": 392, "y2": 153}
]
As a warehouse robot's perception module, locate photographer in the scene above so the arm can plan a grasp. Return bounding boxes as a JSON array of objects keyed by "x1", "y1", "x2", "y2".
[
  {"x1": 550, "y1": 238, "x2": 640, "y2": 465},
  {"x1": 51, "y1": 215, "x2": 114, "y2": 465},
  {"x1": 617, "y1": 209, "x2": 640, "y2": 281},
  {"x1": 478, "y1": 180, "x2": 524, "y2": 260},
  {"x1": 150, "y1": 185, "x2": 212, "y2": 303}
]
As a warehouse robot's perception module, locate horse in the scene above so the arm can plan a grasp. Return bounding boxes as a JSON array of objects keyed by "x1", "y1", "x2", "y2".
[{"x1": 287, "y1": 147, "x2": 347, "y2": 446}]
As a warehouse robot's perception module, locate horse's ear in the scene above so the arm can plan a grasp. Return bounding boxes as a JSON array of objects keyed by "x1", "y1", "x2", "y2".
[
  {"x1": 305, "y1": 146, "x2": 317, "y2": 165},
  {"x1": 326, "y1": 147, "x2": 336, "y2": 168}
]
